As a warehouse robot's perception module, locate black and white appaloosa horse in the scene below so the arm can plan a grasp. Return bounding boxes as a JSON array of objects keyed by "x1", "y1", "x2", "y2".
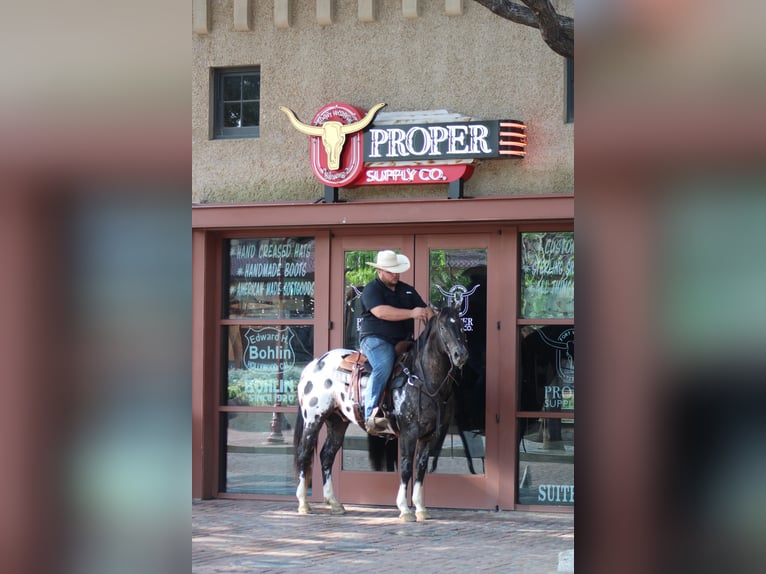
[{"x1": 293, "y1": 305, "x2": 469, "y2": 521}]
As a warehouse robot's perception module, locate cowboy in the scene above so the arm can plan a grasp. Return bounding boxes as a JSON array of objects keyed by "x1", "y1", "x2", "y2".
[{"x1": 359, "y1": 250, "x2": 434, "y2": 434}]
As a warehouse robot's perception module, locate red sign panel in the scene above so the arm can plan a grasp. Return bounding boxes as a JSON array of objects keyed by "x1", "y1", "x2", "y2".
[
  {"x1": 308, "y1": 102, "x2": 366, "y2": 188},
  {"x1": 352, "y1": 164, "x2": 474, "y2": 186}
]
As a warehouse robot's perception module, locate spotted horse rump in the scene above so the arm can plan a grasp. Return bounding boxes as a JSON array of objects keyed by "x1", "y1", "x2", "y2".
[{"x1": 298, "y1": 348, "x2": 371, "y2": 430}]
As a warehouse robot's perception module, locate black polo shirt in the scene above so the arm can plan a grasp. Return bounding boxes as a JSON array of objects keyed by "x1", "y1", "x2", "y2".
[{"x1": 359, "y1": 277, "x2": 426, "y2": 344}]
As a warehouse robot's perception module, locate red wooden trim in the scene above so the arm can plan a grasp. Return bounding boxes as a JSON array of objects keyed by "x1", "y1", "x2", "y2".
[
  {"x1": 192, "y1": 230, "x2": 220, "y2": 499},
  {"x1": 517, "y1": 318, "x2": 574, "y2": 325},
  {"x1": 217, "y1": 493, "x2": 293, "y2": 501},
  {"x1": 516, "y1": 411, "x2": 575, "y2": 419},
  {"x1": 192, "y1": 195, "x2": 574, "y2": 230},
  {"x1": 218, "y1": 405, "x2": 297, "y2": 413},
  {"x1": 514, "y1": 504, "x2": 573, "y2": 513},
  {"x1": 220, "y1": 318, "x2": 314, "y2": 325}
]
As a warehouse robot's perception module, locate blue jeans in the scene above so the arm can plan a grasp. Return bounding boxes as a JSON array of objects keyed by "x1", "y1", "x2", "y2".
[{"x1": 360, "y1": 336, "x2": 396, "y2": 420}]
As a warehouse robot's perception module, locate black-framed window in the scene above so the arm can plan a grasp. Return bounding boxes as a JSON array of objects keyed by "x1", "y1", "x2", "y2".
[
  {"x1": 565, "y1": 58, "x2": 573, "y2": 123},
  {"x1": 213, "y1": 67, "x2": 260, "y2": 139}
]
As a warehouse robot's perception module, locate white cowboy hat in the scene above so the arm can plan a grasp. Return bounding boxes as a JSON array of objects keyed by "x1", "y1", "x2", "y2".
[{"x1": 366, "y1": 250, "x2": 411, "y2": 273}]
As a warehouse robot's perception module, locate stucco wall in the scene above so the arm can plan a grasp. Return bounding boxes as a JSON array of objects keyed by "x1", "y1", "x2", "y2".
[{"x1": 192, "y1": 1, "x2": 573, "y2": 203}]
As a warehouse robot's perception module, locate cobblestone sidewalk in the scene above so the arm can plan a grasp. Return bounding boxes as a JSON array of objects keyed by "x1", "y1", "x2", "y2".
[{"x1": 193, "y1": 499, "x2": 574, "y2": 573}]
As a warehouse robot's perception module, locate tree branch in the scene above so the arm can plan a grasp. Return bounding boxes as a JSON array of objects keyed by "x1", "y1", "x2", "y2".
[{"x1": 472, "y1": 0, "x2": 573, "y2": 59}]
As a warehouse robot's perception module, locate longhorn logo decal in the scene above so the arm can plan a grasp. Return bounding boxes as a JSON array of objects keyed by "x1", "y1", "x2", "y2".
[
  {"x1": 537, "y1": 328, "x2": 574, "y2": 384},
  {"x1": 279, "y1": 102, "x2": 386, "y2": 186},
  {"x1": 435, "y1": 284, "x2": 481, "y2": 318}
]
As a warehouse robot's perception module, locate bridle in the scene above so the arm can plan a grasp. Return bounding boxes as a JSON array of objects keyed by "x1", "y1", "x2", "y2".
[{"x1": 404, "y1": 309, "x2": 464, "y2": 399}]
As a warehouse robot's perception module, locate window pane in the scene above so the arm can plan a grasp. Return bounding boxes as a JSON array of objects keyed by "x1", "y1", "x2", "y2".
[
  {"x1": 222, "y1": 75, "x2": 241, "y2": 101},
  {"x1": 343, "y1": 250, "x2": 377, "y2": 349},
  {"x1": 242, "y1": 74, "x2": 260, "y2": 100},
  {"x1": 429, "y1": 248, "x2": 487, "y2": 475},
  {"x1": 225, "y1": 237, "x2": 315, "y2": 319},
  {"x1": 223, "y1": 103, "x2": 241, "y2": 128},
  {"x1": 241, "y1": 102, "x2": 259, "y2": 127},
  {"x1": 520, "y1": 232, "x2": 574, "y2": 319},
  {"x1": 342, "y1": 426, "x2": 392, "y2": 472},
  {"x1": 223, "y1": 412, "x2": 303, "y2": 495},
  {"x1": 226, "y1": 325, "x2": 314, "y2": 407},
  {"x1": 519, "y1": 325, "x2": 574, "y2": 413},
  {"x1": 518, "y1": 417, "x2": 574, "y2": 507},
  {"x1": 429, "y1": 429, "x2": 486, "y2": 475},
  {"x1": 340, "y1": 252, "x2": 387, "y2": 472}
]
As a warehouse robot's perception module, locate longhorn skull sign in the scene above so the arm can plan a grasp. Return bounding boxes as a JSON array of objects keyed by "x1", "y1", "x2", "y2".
[{"x1": 279, "y1": 102, "x2": 386, "y2": 186}]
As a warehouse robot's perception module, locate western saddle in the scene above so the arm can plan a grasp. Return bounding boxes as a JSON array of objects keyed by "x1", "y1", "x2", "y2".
[{"x1": 338, "y1": 340, "x2": 414, "y2": 427}]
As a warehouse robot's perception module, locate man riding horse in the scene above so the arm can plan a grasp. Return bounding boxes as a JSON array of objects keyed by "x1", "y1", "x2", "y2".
[{"x1": 359, "y1": 250, "x2": 433, "y2": 434}]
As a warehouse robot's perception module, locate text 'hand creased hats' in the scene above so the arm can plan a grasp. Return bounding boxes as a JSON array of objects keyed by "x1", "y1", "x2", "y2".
[{"x1": 366, "y1": 250, "x2": 411, "y2": 274}]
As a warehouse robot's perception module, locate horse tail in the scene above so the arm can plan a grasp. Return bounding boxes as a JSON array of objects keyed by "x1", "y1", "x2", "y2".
[
  {"x1": 293, "y1": 405, "x2": 305, "y2": 480},
  {"x1": 429, "y1": 428, "x2": 447, "y2": 473},
  {"x1": 368, "y1": 435, "x2": 398, "y2": 472}
]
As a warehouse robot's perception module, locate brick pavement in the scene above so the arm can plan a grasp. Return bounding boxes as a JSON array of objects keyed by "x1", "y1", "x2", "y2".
[{"x1": 193, "y1": 499, "x2": 574, "y2": 573}]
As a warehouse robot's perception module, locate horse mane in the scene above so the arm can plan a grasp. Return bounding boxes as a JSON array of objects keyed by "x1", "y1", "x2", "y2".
[
  {"x1": 411, "y1": 307, "x2": 447, "y2": 376},
  {"x1": 416, "y1": 308, "x2": 438, "y2": 345}
]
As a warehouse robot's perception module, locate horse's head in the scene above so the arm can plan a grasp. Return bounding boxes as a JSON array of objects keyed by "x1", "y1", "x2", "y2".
[{"x1": 433, "y1": 305, "x2": 469, "y2": 368}]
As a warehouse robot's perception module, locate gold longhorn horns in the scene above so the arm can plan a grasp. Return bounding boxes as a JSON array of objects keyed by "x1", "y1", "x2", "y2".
[{"x1": 279, "y1": 103, "x2": 386, "y2": 170}]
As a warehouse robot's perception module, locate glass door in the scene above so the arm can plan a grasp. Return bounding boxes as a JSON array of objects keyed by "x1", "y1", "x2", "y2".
[
  {"x1": 413, "y1": 233, "x2": 499, "y2": 509},
  {"x1": 331, "y1": 235, "x2": 414, "y2": 505},
  {"x1": 333, "y1": 232, "x2": 500, "y2": 510}
]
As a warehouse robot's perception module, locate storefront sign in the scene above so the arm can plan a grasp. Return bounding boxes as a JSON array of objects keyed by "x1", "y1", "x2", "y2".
[
  {"x1": 538, "y1": 327, "x2": 574, "y2": 384},
  {"x1": 521, "y1": 232, "x2": 575, "y2": 319},
  {"x1": 365, "y1": 120, "x2": 525, "y2": 161},
  {"x1": 538, "y1": 484, "x2": 574, "y2": 503},
  {"x1": 242, "y1": 327, "x2": 295, "y2": 373},
  {"x1": 227, "y1": 238, "x2": 316, "y2": 319},
  {"x1": 279, "y1": 102, "x2": 383, "y2": 187},
  {"x1": 279, "y1": 101, "x2": 526, "y2": 190},
  {"x1": 361, "y1": 164, "x2": 473, "y2": 185},
  {"x1": 544, "y1": 384, "x2": 574, "y2": 410}
]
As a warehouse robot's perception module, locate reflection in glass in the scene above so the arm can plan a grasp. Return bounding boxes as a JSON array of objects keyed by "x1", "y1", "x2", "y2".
[
  {"x1": 429, "y1": 248, "x2": 487, "y2": 475},
  {"x1": 222, "y1": 75, "x2": 241, "y2": 101},
  {"x1": 520, "y1": 232, "x2": 574, "y2": 319},
  {"x1": 225, "y1": 237, "x2": 315, "y2": 319},
  {"x1": 341, "y1": 426, "x2": 395, "y2": 472},
  {"x1": 223, "y1": 103, "x2": 240, "y2": 128},
  {"x1": 242, "y1": 75, "x2": 260, "y2": 100},
  {"x1": 519, "y1": 325, "x2": 574, "y2": 413},
  {"x1": 241, "y1": 102, "x2": 259, "y2": 126},
  {"x1": 517, "y1": 417, "x2": 574, "y2": 506},
  {"x1": 223, "y1": 412, "x2": 304, "y2": 495},
  {"x1": 342, "y1": 250, "x2": 378, "y2": 350},
  {"x1": 428, "y1": 427, "x2": 486, "y2": 475},
  {"x1": 226, "y1": 325, "x2": 314, "y2": 407}
]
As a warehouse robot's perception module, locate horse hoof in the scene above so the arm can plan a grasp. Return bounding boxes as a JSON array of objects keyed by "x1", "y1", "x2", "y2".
[
  {"x1": 298, "y1": 504, "x2": 312, "y2": 515},
  {"x1": 399, "y1": 512, "x2": 416, "y2": 522},
  {"x1": 330, "y1": 503, "x2": 346, "y2": 515},
  {"x1": 416, "y1": 510, "x2": 430, "y2": 521}
]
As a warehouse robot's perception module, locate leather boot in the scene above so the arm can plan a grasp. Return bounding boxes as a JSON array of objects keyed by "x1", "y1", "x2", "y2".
[{"x1": 365, "y1": 415, "x2": 389, "y2": 434}]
